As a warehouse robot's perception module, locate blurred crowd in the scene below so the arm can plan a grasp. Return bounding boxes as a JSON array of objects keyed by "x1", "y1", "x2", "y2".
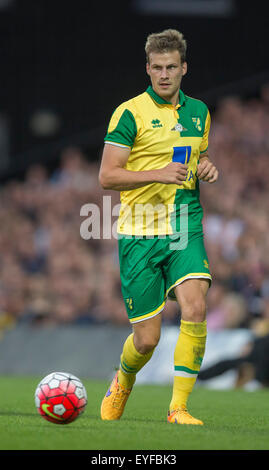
[{"x1": 1, "y1": 86, "x2": 269, "y2": 335}]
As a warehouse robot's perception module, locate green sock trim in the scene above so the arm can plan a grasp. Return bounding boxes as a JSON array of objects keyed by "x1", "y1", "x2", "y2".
[
  {"x1": 120, "y1": 359, "x2": 138, "y2": 374},
  {"x1": 174, "y1": 365, "x2": 198, "y2": 374}
]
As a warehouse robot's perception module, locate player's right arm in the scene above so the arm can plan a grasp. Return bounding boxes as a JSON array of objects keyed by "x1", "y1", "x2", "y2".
[{"x1": 99, "y1": 143, "x2": 188, "y2": 191}]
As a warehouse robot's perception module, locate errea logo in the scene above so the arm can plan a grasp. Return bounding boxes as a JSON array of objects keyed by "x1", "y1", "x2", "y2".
[{"x1": 151, "y1": 119, "x2": 162, "y2": 128}]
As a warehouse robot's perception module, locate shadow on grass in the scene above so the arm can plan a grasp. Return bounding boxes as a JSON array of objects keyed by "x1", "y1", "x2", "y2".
[
  {"x1": 0, "y1": 411, "x2": 100, "y2": 422},
  {"x1": 0, "y1": 411, "x2": 37, "y2": 418},
  {"x1": 116, "y1": 417, "x2": 164, "y2": 424},
  {"x1": 0, "y1": 410, "x2": 164, "y2": 427}
]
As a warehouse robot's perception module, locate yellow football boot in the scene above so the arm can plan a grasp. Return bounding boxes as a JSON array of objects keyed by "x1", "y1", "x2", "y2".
[
  {"x1": 101, "y1": 371, "x2": 132, "y2": 420},
  {"x1": 167, "y1": 407, "x2": 204, "y2": 425}
]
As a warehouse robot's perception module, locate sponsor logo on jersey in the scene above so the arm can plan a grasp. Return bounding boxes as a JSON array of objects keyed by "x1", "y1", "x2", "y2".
[{"x1": 171, "y1": 123, "x2": 187, "y2": 132}]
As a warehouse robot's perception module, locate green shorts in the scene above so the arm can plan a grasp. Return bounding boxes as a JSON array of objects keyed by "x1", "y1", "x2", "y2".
[{"x1": 118, "y1": 232, "x2": 211, "y2": 324}]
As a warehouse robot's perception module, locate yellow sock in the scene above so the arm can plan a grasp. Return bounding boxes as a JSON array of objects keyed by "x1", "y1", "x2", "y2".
[
  {"x1": 118, "y1": 333, "x2": 154, "y2": 389},
  {"x1": 170, "y1": 319, "x2": 207, "y2": 411}
]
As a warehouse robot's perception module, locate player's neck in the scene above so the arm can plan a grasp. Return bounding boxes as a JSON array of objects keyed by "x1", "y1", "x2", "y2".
[
  {"x1": 157, "y1": 88, "x2": 180, "y2": 107},
  {"x1": 169, "y1": 89, "x2": 180, "y2": 107}
]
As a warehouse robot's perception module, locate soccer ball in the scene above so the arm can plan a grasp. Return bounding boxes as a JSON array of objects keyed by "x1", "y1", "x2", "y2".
[{"x1": 35, "y1": 371, "x2": 87, "y2": 424}]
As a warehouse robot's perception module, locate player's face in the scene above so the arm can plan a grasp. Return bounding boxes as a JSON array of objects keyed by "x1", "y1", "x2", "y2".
[{"x1": 146, "y1": 50, "x2": 187, "y2": 105}]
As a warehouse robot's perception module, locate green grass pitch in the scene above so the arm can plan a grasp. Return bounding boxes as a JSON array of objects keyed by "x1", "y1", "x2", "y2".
[{"x1": 1, "y1": 375, "x2": 269, "y2": 450}]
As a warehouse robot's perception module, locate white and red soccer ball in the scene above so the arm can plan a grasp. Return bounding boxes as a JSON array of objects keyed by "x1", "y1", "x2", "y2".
[{"x1": 35, "y1": 372, "x2": 87, "y2": 424}]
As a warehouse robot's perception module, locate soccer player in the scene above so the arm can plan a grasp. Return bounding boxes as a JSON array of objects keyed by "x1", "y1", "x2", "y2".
[{"x1": 99, "y1": 29, "x2": 218, "y2": 425}]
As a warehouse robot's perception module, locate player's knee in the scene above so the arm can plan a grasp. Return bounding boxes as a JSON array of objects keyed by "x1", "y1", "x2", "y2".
[
  {"x1": 181, "y1": 298, "x2": 207, "y2": 323},
  {"x1": 134, "y1": 332, "x2": 160, "y2": 355}
]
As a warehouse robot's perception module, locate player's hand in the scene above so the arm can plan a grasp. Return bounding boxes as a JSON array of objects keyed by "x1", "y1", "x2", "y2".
[
  {"x1": 197, "y1": 159, "x2": 218, "y2": 183},
  {"x1": 157, "y1": 162, "x2": 188, "y2": 185}
]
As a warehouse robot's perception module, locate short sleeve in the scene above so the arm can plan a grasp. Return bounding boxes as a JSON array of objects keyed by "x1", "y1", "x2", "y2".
[
  {"x1": 104, "y1": 106, "x2": 137, "y2": 149},
  {"x1": 199, "y1": 109, "x2": 211, "y2": 154}
]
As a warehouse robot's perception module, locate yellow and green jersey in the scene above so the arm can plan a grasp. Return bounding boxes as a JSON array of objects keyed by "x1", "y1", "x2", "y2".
[{"x1": 104, "y1": 85, "x2": 210, "y2": 236}]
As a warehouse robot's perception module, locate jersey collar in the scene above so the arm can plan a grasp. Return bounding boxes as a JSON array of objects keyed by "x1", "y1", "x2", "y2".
[{"x1": 146, "y1": 85, "x2": 185, "y2": 108}]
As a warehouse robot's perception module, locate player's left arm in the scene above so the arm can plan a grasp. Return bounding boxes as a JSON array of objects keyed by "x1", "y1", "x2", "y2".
[{"x1": 197, "y1": 108, "x2": 218, "y2": 184}]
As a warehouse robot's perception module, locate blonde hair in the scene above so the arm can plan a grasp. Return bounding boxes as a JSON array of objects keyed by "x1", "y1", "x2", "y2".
[{"x1": 145, "y1": 29, "x2": 187, "y2": 64}]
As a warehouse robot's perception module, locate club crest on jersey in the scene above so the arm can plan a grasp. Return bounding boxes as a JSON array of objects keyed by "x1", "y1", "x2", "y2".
[
  {"x1": 171, "y1": 123, "x2": 187, "y2": 132},
  {"x1": 192, "y1": 117, "x2": 202, "y2": 131}
]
